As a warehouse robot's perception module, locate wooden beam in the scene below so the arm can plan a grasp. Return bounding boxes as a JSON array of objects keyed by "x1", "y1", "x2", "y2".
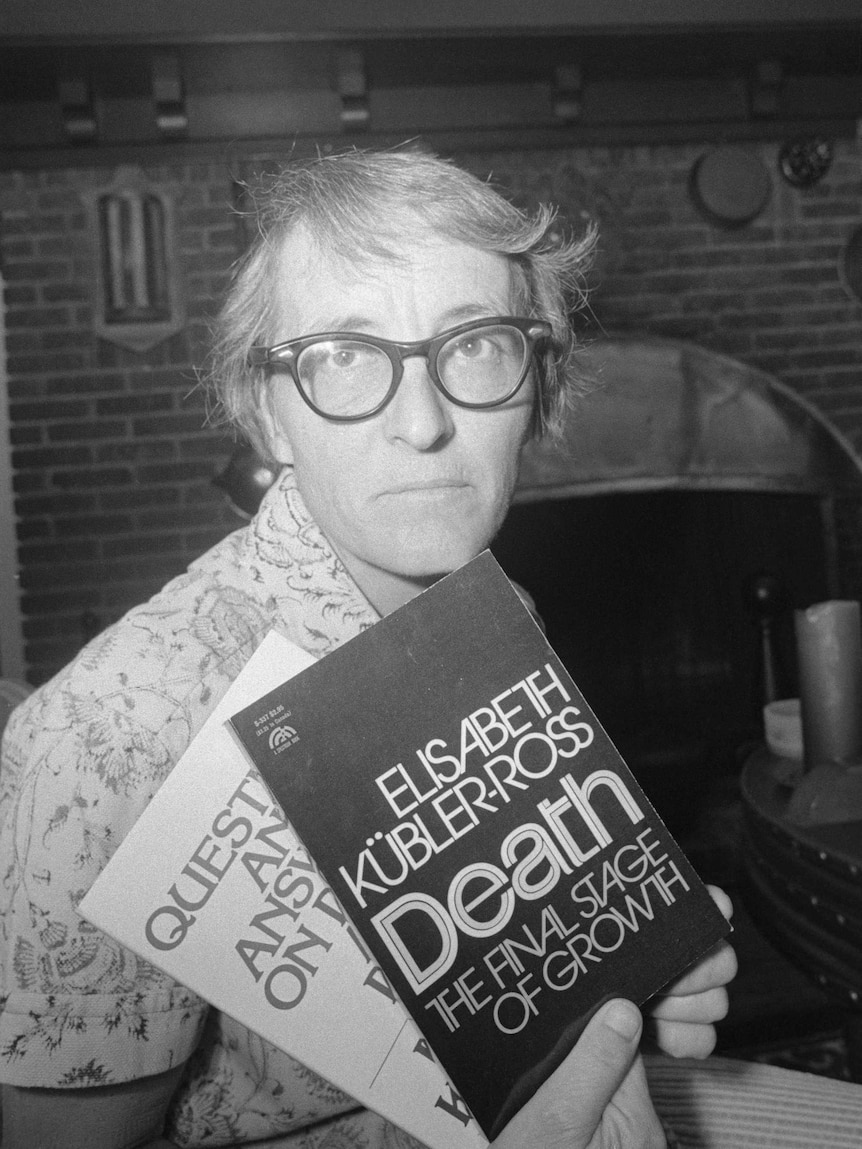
[{"x1": 3, "y1": 115, "x2": 860, "y2": 172}]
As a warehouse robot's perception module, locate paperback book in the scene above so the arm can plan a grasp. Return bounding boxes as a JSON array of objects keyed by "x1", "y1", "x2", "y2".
[
  {"x1": 80, "y1": 629, "x2": 487, "y2": 1149},
  {"x1": 228, "y1": 550, "x2": 731, "y2": 1140}
]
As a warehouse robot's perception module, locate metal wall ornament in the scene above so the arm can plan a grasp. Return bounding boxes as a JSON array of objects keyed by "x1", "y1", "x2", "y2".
[
  {"x1": 689, "y1": 145, "x2": 772, "y2": 227},
  {"x1": 778, "y1": 137, "x2": 834, "y2": 188},
  {"x1": 83, "y1": 166, "x2": 185, "y2": 352}
]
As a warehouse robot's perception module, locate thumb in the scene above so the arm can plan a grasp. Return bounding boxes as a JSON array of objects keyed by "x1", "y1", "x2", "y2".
[
  {"x1": 558, "y1": 999, "x2": 644, "y2": 1138},
  {"x1": 492, "y1": 999, "x2": 643, "y2": 1149}
]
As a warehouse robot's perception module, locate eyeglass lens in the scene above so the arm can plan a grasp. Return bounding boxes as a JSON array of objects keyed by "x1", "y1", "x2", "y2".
[{"x1": 296, "y1": 323, "x2": 529, "y2": 418}]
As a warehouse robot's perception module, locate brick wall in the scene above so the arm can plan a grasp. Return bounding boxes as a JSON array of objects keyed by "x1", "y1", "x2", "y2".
[
  {"x1": 0, "y1": 163, "x2": 242, "y2": 682},
  {"x1": 2, "y1": 138, "x2": 862, "y2": 684}
]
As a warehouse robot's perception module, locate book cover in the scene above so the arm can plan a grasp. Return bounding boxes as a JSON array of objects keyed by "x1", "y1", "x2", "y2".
[
  {"x1": 229, "y1": 551, "x2": 731, "y2": 1140},
  {"x1": 80, "y1": 629, "x2": 487, "y2": 1149}
]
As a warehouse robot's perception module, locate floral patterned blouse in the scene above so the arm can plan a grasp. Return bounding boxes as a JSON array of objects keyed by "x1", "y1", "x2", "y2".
[{"x1": 0, "y1": 467, "x2": 424, "y2": 1147}]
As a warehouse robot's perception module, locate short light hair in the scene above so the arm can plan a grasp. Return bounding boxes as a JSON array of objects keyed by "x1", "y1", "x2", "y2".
[{"x1": 205, "y1": 147, "x2": 595, "y2": 462}]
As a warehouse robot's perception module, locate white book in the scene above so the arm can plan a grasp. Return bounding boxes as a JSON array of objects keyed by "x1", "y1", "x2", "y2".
[{"x1": 80, "y1": 629, "x2": 487, "y2": 1149}]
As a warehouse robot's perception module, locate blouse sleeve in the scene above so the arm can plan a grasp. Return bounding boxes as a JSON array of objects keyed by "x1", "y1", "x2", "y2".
[{"x1": 0, "y1": 658, "x2": 209, "y2": 1088}]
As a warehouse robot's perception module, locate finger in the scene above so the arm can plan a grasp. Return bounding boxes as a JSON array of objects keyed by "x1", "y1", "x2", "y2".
[
  {"x1": 647, "y1": 1017, "x2": 718, "y2": 1060},
  {"x1": 491, "y1": 999, "x2": 643, "y2": 1149},
  {"x1": 707, "y1": 883, "x2": 734, "y2": 921},
  {"x1": 658, "y1": 939, "x2": 738, "y2": 997},
  {"x1": 649, "y1": 985, "x2": 729, "y2": 1024}
]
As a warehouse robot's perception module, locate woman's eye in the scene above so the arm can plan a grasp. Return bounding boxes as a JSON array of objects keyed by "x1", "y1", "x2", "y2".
[
  {"x1": 332, "y1": 348, "x2": 359, "y2": 368},
  {"x1": 454, "y1": 335, "x2": 491, "y2": 358}
]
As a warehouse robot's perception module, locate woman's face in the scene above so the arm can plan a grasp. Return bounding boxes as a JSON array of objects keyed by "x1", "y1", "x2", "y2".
[{"x1": 263, "y1": 226, "x2": 535, "y2": 614}]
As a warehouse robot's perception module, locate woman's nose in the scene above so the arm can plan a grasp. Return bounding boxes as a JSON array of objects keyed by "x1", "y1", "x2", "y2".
[{"x1": 382, "y1": 356, "x2": 455, "y2": 450}]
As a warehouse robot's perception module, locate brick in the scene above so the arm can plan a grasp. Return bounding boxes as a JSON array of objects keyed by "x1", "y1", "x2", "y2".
[
  {"x1": 21, "y1": 588, "x2": 101, "y2": 614},
  {"x1": 23, "y1": 614, "x2": 90, "y2": 640},
  {"x1": 18, "y1": 212, "x2": 67, "y2": 235},
  {"x1": 50, "y1": 467, "x2": 133, "y2": 490},
  {"x1": 13, "y1": 445, "x2": 93, "y2": 469},
  {"x1": 748, "y1": 288, "x2": 815, "y2": 308},
  {"x1": 99, "y1": 485, "x2": 181, "y2": 510},
  {"x1": 34, "y1": 190, "x2": 81, "y2": 211},
  {"x1": 36, "y1": 237, "x2": 77, "y2": 259},
  {"x1": 755, "y1": 330, "x2": 806, "y2": 351},
  {"x1": 649, "y1": 317, "x2": 709, "y2": 339},
  {"x1": 137, "y1": 506, "x2": 203, "y2": 530},
  {"x1": 96, "y1": 393, "x2": 174, "y2": 416},
  {"x1": 3, "y1": 238, "x2": 35, "y2": 259},
  {"x1": 5, "y1": 332, "x2": 44, "y2": 354},
  {"x1": 9, "y1": 426, "x2": 43, "y2": 446},
  {"x1": 779, "y1": 223, "x2": 845, "y2": 242},
  {"x1": 54, "y1": 514, "x2": 133, "y2": 538},
  {"x1": 47, "y1": 374, "x2": 126, "y2": 396},
  {"x1": 19, "y1": 539, "x2": 100, "y2": 564},
  {"x1": 47, "y1": 420, "x2": 126, "y2": 442},
  {"x1": 102, "y1": 533, "x2": 184, "y2": 558},
  {"x1": 180, "y1": 389, "x2": 208, "y2": 414},
  {"x1": 42, "y1": 329, "x2": 94, "y2": 351},
  {"x1": 132, "y1": 413, "x2": 208, "y2": 436},
  {"x1": 11, "y1": 399, "x2": 89, "y2": 421},
  {"x1": 7, "y1": 351, "x2": 88, "y2": 373},
  {"x1": 186, "y1": 299, "x2": 218, "y2": 319},
  {"x1": 780, "y1": 307, "x2": 856, "y2": 327},
  {"x1": 127, "y1": 368, "x2": 189, "y2": 390},
  {"x1": 42, "y1": 283, "x2": 90, "y2": 303},
  {"x1": 802, "y1": 201, "x2": 861, "y2": 219},
  {"x1": 184, "y1": 250, "x2": 233, "y2": 275},
  {"x1": 177, "y1": 434, "x2": 232, "y2": 458},
  {"x1": 15, "y1": 517, "x2": 52, "y2": 540},
  {"x1": 136, "y1": 460, "x2": 217, "y2": 483},
  {"x1": 184, "y1": 206, "x2": 234, "y2": 227},
  {"x1": 205, "y1": 226, "x2": 239, "y2": 250},
  {"x1": 785, "y1": 348, "x2": 861, "y2": 369},
  {"x1": 20, "y1": 553, "x2": 106, "y2": 586},
  {"x1": 100, "y1": 581, "x2": 166, "y2": 608},
  {"x1": 12, "y1": 472, "x2": 47, "y2": 494},
  {"x1": 96, "y1": 440, "x2": 176, "y2": 463},
  {"x1": 94, "y1": 341, "x2": 123, "y2": 369},
  {"x1": 16, "y1": 492, "x2": 97, "y2": 516},
  {"x1": 4, "y1": 285, "x2": 38, "y2": 305},
  {"x1": 2, "y1": 260, "x2": 70, "y2": 282}
]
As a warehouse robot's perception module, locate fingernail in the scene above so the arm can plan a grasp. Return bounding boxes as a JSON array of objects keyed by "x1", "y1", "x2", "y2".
[{"x1": 605, "y1": 1001, "x2": 641, "y2": 1041}]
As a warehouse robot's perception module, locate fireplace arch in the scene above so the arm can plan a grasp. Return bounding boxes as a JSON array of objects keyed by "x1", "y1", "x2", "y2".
[{"x1": 517, "y1": 336, "x2": 862, "y2": 503}]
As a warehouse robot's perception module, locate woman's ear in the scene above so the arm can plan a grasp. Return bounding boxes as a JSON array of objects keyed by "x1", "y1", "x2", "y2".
[{"x1": 258, "y1": 387, "x2": 295, "y2": 466}]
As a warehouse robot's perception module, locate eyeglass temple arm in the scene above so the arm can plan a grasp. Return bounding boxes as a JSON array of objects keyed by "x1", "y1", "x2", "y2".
[{"x1": 249, "y1": 346, "x2": 297, "y2": 367}]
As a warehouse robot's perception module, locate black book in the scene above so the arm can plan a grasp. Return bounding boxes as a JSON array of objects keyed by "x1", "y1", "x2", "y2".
[{"x1": 229, "y1": 550, "x2": 730, "y2": 1140}]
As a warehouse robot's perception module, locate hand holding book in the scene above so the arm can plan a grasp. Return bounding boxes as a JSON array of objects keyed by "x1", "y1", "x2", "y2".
[
  {"x1": 228, "y1": 552, "x2": 732, "y2": 1140},
  {"x1": 491, "y1": 999, "x2": 663, "y2": 1149}
]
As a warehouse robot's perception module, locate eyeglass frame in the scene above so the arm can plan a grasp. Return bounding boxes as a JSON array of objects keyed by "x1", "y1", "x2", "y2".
[{"x1": 248, "y1": 315, "x2": 553, "y2": 423}]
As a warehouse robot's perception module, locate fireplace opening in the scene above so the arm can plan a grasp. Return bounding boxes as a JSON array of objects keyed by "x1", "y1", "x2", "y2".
[{"x1": 493, "y1": 489, "x2": 829, "y2": 830}]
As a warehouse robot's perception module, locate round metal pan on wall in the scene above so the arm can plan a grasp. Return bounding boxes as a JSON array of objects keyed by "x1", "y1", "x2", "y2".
[{"x1": 690, "y1": 145, "x2": 772, "y2": 227}]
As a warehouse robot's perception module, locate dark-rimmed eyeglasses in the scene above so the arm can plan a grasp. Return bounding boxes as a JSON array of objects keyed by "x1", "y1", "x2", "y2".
[{"x1": 248, "y1": 316, "x2": 552, "y2": 422}]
